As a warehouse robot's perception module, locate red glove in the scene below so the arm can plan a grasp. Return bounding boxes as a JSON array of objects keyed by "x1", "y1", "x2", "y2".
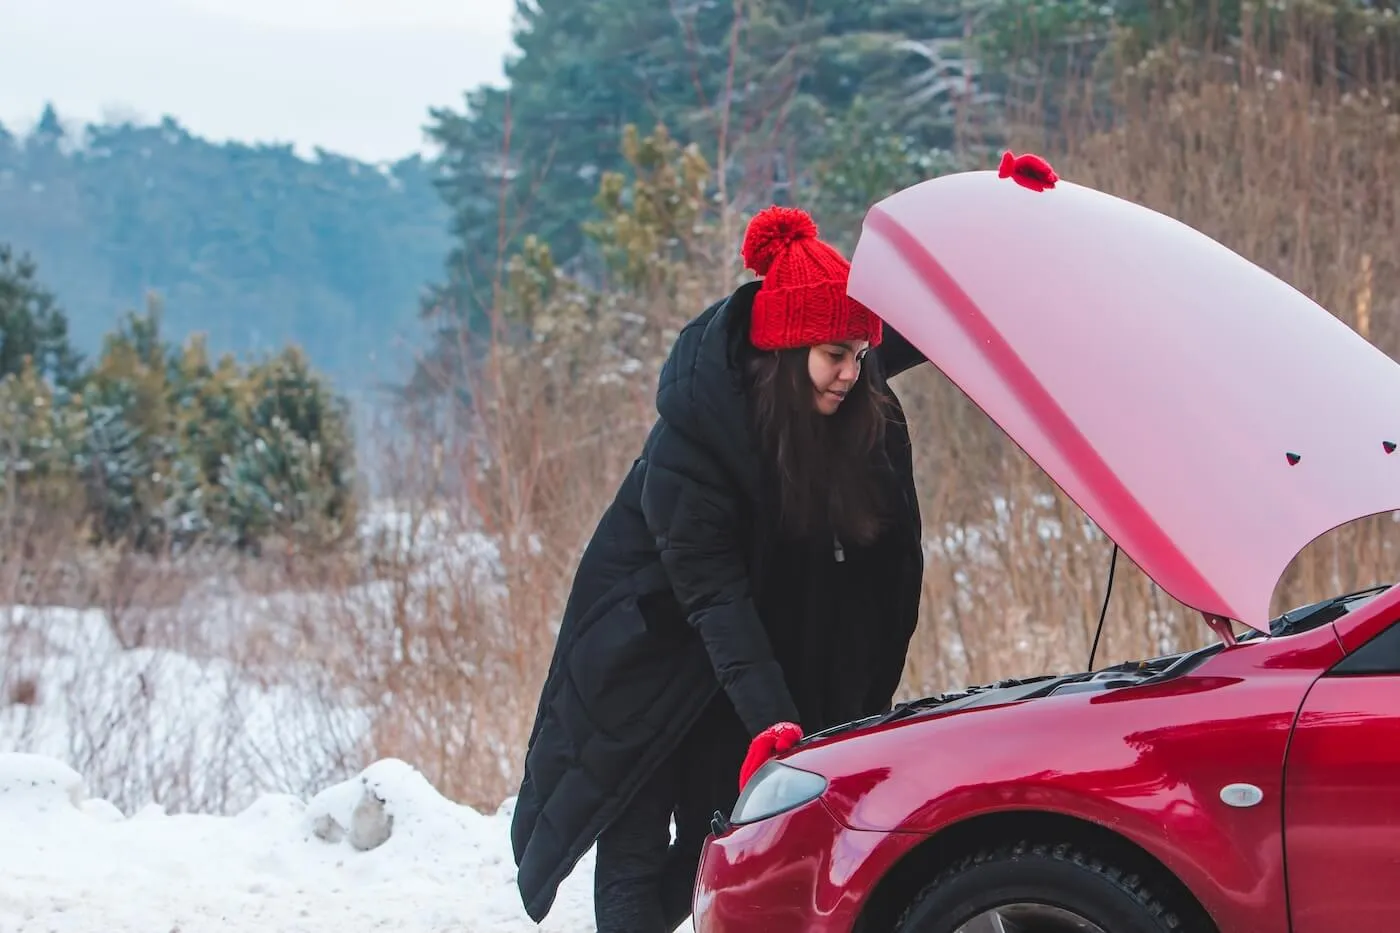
[{"x1": 738, "y1": 721, "x2": 804, "y2": 791}]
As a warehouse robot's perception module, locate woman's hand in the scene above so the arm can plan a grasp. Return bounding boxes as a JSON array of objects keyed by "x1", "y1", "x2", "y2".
[{"x1": 738, "y1": 721, "x2": 804, "y2": 790}]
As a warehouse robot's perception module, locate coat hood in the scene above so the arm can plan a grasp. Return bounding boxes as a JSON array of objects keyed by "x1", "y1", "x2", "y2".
[
  {"x1": 655, "y1": 281, "x2": 765, "y2": 501},
  {"x1": 847, "y1": 168, "x2": 1400, "y2": 631}
]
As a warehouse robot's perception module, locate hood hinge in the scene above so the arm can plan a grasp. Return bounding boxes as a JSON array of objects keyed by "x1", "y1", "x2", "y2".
[{"x1": 1203, "y1": 612, "x2": 1238, "y2": 647}]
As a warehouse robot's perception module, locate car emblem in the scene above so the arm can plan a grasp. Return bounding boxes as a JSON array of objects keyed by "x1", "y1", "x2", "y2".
[{"x1": 1219, "y1": 783, "x2": 1264, "y2": 808}]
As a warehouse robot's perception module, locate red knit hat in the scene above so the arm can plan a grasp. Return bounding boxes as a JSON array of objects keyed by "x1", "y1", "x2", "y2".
[{"x1": 741, "y1": 205, "x2": 883, "y2": 351}]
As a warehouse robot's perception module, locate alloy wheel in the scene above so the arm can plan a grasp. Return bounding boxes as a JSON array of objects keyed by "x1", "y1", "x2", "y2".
[{"x1": 954, "y1": 903, "x2": 1106, "y2": 933}]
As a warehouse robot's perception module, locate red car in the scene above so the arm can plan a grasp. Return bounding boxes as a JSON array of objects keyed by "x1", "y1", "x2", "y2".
[{"x1": 692, "y1": 162, "x2": 1400, "y2": 933}]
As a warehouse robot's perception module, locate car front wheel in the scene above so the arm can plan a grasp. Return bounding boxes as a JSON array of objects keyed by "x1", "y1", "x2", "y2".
[{"x1": 895, "y1": 839, "x2": 1198, "y2": 933}]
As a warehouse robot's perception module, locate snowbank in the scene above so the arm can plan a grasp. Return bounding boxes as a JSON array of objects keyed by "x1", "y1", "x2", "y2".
[{"x1": 0, "y1": 752, "x2": 597, "y2": 932}]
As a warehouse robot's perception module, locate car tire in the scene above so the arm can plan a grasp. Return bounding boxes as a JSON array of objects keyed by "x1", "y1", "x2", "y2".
[{"x1": 894, "y1": 839, "x2": 1197, "y2": 933}]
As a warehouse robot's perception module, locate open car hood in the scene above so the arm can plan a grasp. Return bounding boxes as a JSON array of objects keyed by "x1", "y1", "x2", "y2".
[{"x1": 848, "y1": 168, "x2": 1400, "y2": 632}]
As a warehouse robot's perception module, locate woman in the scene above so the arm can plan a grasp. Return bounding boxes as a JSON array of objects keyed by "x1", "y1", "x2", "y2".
[{"x1": 510, "y1": 205, "x2": 927, "y2": 931}]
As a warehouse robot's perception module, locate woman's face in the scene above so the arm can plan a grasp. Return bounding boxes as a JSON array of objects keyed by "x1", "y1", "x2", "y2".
[{"x1": 807, "y1": 340, "x2": 870, "y2": 415}]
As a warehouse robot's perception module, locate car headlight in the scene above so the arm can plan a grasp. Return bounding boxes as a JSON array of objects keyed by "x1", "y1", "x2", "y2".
[{"x1": 730, "y1": 760, "x2": 828, "y2": 825}]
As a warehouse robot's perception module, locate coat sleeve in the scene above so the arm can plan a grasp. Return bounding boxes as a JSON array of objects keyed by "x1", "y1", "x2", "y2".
[{"x1": 640, "y1": 429, "x2": 803, "y2": 738}]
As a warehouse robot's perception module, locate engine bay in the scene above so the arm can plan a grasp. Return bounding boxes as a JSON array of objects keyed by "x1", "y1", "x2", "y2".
[
  {"x1": 802, "y1": 584, "x2": 1394, "y2": 745},
  {"x1": 803, "y1": 641, "x2": 1224, "y2": 743}
]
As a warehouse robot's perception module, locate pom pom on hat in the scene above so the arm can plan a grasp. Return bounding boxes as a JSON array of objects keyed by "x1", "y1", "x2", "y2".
[
  {"x1": 741, "y1": 205, "x2": 819, "y2": 276},
  {"x1": 740, "y1": 204, "x2": 883, "y2": 351}
]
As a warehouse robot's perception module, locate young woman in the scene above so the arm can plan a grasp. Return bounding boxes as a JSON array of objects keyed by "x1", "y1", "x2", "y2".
[{"x1": 511, "y1": 205, "x2": 927, "y2": 931}]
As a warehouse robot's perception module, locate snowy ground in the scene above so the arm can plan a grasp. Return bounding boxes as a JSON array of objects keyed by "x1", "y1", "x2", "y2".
[
  {"x1": 0, "y1": 505, "x2": 601, "y2": 929},
  {"x1": 0, "y1": 752, "x2": 598, "y2": 932}
]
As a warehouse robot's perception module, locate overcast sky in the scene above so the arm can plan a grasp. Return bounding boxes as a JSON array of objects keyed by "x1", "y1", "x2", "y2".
[{"x1": 0, "y1": 0, "x2": 516, "y2": 162}]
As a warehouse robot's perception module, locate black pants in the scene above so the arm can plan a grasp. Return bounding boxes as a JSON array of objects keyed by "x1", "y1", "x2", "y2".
[{"x1": 594, "y1": 697, "x2": 749, "y2": 933}]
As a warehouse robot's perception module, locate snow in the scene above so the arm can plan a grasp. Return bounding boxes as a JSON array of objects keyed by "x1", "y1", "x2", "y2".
[
  {"x1": 0, "y1": 503, "x2": 604, "y2": 930},
  {"x1": 0, "y1": 503, "x2": 525, "y2": 817},
  {"x1": 0, "y1": 604, "x2": 372, "y2": 817},
  {"x1": 0, "y1": 751, "x2": 598, "y2": 932}
]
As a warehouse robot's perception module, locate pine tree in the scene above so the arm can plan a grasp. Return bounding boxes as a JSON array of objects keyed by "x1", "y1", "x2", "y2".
[
  {"x1": 216, "y1": 346, "x2": 357, "y2": 553},
  {"x1": 0, "y1": 244, "x2": 83, "y2": 388}
]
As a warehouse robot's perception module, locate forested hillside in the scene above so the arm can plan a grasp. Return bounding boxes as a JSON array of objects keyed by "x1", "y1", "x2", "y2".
[
  {"x1": 416, "y1": 0, "x2": 1400, "y2": 392},
  {"x1": 0, "y1": 106, "x2": 451, "y2": 393},
  {"x1": 11, "y1": 0, "x2": 1393, "y2": 405},
  {"x1": 420, "y1": 0, "x2": 976, "y2": 340}
]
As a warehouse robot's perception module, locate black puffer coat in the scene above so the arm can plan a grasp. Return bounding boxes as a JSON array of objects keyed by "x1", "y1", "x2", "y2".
[{"x1": 510, "y1": 281, "x2": 926, "y2": 922}]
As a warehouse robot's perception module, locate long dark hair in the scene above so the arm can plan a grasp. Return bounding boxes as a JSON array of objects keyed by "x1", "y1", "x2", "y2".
[{"x1": 745, "y1": 344, "x2": 895, "y2": 546}]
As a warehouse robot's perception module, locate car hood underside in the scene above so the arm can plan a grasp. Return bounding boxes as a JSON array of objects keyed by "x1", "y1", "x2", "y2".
[{"x1": 847, "y1": 168, "x2": 1400, "y2": 632}]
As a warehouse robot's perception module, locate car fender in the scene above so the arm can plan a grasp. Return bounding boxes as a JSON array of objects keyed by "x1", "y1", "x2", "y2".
[{"x1": 782, "y1": 640, "x2": 1339, "y2": 933}]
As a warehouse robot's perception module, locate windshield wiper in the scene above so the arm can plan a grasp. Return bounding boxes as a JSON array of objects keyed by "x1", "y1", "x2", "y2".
[{"x1": 1268, "y1": 584, "x2": 1392, "y2": 637}]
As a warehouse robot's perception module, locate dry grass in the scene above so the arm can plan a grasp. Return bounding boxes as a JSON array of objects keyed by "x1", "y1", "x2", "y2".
[{"x1": 6, "y1": 9, "x2": 1400, "y2": 814}]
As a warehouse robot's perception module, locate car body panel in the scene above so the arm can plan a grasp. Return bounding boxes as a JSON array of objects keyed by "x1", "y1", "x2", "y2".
[
  {"x1": 1327, "y1": 579, "x2": 1400, "y2": 652},
  {"x1": 1283, "y1": 671, "x2": 1400, "y2": 931},
  {"x1": 846, "y1": 170, "x2": 1400, "y2": 630},
  {"x1": 692, "y1": 796, "x2": 924, "y2": 933}
]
